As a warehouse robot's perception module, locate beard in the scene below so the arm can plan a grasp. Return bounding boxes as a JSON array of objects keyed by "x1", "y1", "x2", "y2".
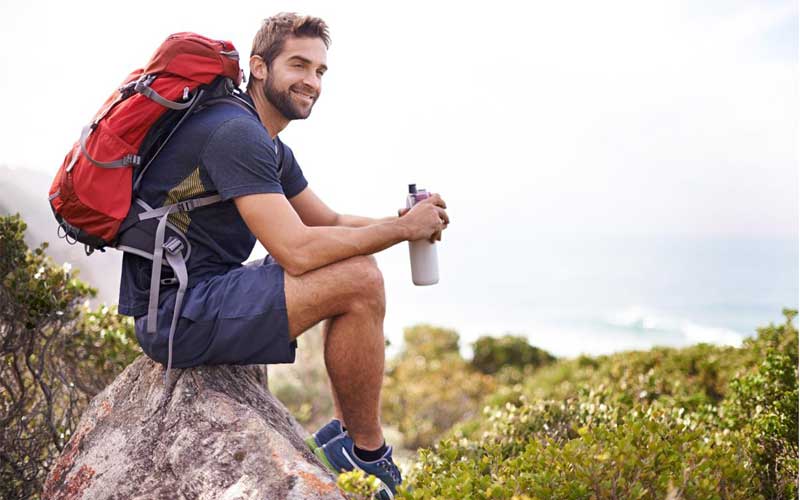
[{"x1": 262, "y1": 73, "x2": 316, "y2": 121}]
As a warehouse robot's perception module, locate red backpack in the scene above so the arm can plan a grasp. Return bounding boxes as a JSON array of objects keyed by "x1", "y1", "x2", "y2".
[
  {"x1": 48, "y1": 33, "x2": 250, "y2": 382},
  {"x1": 49, "y1": 32, "x2": 242, "y2": 251}
]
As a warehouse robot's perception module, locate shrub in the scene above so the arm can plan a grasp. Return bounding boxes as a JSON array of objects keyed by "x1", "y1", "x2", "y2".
[
  {"x1": 382, "y1": 325, "x2": 495, "y2": 449},
  {"x1": 471, "y1": 334, "x2": 555, "y2": 375},
  {"x1": 407, "y1": 401, "x2": 757, "y2": 499},
  {"x1": 403, "y1": 311, "x2": 798, "y2": 499},
  {"x1": 0, "y1": 214, "x2": 140, "y2": 500},
  {"x1": 723, "y1": 309, "x2": 798, "y2": 499},
  {"x1": 337, "y1": 469, "x2": 381, "y2": 499},
  {"x1": 484, "y1": 341, "x2": 747, "y2": 414},
  {"x1": 268, "y1": 324, "x2": 334, "y2": 432},
  {"x1": 402, "y1": 323, "x2": 460, "y2": 359}
]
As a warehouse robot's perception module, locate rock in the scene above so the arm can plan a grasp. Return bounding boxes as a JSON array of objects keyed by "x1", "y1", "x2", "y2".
[{"x1": 42, "y1": 356, "x2": 345, "y2": 500}]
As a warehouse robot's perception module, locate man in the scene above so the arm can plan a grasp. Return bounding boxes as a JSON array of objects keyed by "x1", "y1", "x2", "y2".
[{"x1": 118, "y1": 13, "x2": 449, "y2": 498}]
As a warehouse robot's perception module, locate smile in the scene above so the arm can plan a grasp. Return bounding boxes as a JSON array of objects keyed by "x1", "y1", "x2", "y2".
[{"x1": 291, "y1": 89, "x2": 315, "y2": 103}]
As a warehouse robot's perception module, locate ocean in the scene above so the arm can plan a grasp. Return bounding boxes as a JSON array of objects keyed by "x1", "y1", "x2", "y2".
[{"x1": 371, "y1": 233, "x2": 798, "y2": 358}]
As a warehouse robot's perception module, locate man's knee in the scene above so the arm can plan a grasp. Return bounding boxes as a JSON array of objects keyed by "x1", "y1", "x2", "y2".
[
  {"x1": 357, "y1": 255, "x2": 383, "y2": 289},
  {"x1": 343, "y1": 255, "x2": 385, "y2": 310}
]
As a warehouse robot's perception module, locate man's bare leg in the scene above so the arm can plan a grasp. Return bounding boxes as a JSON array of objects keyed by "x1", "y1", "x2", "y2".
[
  {"x1": 284, "y1": 255, "x2": 386, "y2": 450},
  {"x1": 322, "y1": 319, "x2": 346, "y2": 424}
]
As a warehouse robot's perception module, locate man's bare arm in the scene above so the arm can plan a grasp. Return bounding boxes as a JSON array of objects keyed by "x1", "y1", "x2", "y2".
[
  {"x1": 335, "y1": 213, "x2": 397, "y2": 227},
  {"x1": 236, "y1": 192, "x2": 447, "y2": 276},
  {"x1": 289, "y1": 187, "x2": 402, "y2": 228}
]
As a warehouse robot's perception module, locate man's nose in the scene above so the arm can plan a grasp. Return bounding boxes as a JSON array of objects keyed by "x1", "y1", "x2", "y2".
[{"x1": 302, "y1": 70, "x2": 321, "y2": 94}]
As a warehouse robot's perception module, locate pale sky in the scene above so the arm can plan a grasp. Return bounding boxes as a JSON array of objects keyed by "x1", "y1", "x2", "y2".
[
  {"x1": 0, "y1": 0, "x2": 797, "y2": 355},
  {"x1": 1, "y1": 0, "x2": 796, "y2": 238}
]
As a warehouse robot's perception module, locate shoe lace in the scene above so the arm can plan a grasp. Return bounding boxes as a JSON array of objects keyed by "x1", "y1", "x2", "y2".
[{"x1": 379, "y1": 461, "x2": 401, "y2": 484}]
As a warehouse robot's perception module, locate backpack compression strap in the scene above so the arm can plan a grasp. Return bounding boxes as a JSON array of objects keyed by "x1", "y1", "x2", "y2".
[
  {"x1": 79, "y1": 125, "x2": 142, "y2": 169},
  {"x1": 136, "y1": 193, "x2": 221, "y2": 385},
  {"x1": 134, "y1": 75, "x2": 196, "y2": 111},
  {"x1": 163, "y1": 244, "x2": 188, "y2": 386}
]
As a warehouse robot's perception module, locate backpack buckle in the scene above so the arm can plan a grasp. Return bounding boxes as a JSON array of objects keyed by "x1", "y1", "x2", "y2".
[
  {"x1": 134, "y1": 74, "x2": 156, "y2": 93},
  {"x1": 119, "y1": 80, "x2": 137, "y2": 97},
  {"x1": 123, "y1": 154, "x2": 142, "y2": 166},
  {"x1": 176, "y1": 200, "x2": 196, "y2": 212},
  {"x1": 163, "y1": 237, "x2": 184, "y2": 255}
]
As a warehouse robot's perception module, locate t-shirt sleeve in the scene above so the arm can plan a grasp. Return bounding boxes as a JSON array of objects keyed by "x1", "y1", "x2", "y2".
[
  {"x1": 279, "y1": 142, "x2": 309, "y2": 199},
  {"x1": 201, "y1": 117, "x2": 283, "y2": 200}
]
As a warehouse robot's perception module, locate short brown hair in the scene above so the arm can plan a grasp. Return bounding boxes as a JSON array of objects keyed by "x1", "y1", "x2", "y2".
[{"x1": 249, "y1": 13, "x2": 330, "y2": 88}]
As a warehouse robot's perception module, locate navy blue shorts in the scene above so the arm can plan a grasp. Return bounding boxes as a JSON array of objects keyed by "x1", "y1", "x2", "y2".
[{"x1": 135, "y1": 256, "x2": 296, "y2": 368}]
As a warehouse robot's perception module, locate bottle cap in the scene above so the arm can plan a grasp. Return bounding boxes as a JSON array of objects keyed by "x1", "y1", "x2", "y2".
[{"x1": 408, "y1": 184, "x2": 417, "y2": 194}]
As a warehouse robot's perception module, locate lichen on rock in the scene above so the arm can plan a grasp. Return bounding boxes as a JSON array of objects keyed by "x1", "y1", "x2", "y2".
[{"x1": 42, "y1": 356, "x2": 344, "y2": 500}]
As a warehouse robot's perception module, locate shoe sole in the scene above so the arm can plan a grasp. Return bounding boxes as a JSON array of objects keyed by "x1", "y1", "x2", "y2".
[
  {"x1": 305, "y1": 435, "x2": 320, "y2": 453},
  {"x1": 314, "y1": 446, "x2": 339, "y2": 473}
]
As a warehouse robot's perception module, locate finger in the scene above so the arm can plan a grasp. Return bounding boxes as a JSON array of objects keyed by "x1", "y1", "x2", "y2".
[
  {"x1": 429, "y1": 193, "x2": 447, "y2": 209},
  {"x1": 436, "y1": 207, "x2": 450, "y2": 225},
  {"x1": 433, "y1": 214, "x2": 447, "y2": 241},
  {"x1": 397, "y1": 207, "x2": 410, "y2": 217}
]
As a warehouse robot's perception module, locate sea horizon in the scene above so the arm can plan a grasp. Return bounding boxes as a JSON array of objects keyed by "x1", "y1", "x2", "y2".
[{"x1": 373, "y1": 233, "x2": 798, "y2": 359}]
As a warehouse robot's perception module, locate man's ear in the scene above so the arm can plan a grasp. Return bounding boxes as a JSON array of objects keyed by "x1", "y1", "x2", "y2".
[{"x1": 249, "y1": 55, "x2": 268, "y2": 83}]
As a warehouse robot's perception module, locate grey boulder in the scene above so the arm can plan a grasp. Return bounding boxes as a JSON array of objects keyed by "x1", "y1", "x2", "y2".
[{"x1": 42, "y1": 356, "x2": 344, "y2": 500}]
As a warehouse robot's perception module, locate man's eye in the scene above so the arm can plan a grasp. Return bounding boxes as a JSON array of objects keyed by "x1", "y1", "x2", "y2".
[{"x1": 293, "y1": 63, "x2": 304, "y2": 68}]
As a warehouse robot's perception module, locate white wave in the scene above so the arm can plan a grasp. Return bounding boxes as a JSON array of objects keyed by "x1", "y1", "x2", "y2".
[
  {"x1": 385, "y1": 302, "x2": 751, "y2": 359},
  {"x1": 606, "y1": 306, "x2": 662, "y2": 331},
  {"x1": 681, "y1": 322, "x2": 744, "y2": 347}
]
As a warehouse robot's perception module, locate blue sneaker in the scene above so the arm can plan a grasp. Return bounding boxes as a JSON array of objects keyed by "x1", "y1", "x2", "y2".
[
  {"x1": 314, "y1": 433, "x2": 402, "y2": 500},
  {"x1": 305, "y1": 418, "x2": 345, "y2": 452}
]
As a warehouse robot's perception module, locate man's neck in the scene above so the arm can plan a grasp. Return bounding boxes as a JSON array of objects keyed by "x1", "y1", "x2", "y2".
[{"x1": 248, "y1": 88, "x2": 289, "y2": 139}]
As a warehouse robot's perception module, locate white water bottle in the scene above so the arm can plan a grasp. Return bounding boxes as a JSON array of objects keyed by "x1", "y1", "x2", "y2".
[{"x1": 405, "y1": 184, "x2": 439, "y2": 286}]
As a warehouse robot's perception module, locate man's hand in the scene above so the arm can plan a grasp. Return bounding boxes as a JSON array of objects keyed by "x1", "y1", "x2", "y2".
[{"x1": 398, "y1": 193, "x2": 449, "y2": 243}]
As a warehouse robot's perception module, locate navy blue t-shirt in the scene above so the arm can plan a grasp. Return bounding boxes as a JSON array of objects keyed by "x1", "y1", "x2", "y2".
[{"x1": 118, "y1": 93, "x2": 308, "y2": 317}]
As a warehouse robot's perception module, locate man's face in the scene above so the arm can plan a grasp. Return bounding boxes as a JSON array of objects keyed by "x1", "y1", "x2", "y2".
[{"x1": 262, "y1": 36, "x2": 328, "y2": 121}]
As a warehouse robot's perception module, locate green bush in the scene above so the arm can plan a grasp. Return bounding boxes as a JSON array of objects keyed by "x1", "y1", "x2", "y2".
[
  {"x1": 337, "y1": 469, "x2": 381, "y2": 499},
  {"x1": 0, "y1": 214, "x2": 141, "y2": 500},
  {"x1": 402, "y1": 323, "x2": 460, "y2": 359},
  {"x1": 406, "y1": 402, "x2": 756, "y2": 499},
  {"x1": 723, "y1": 310, "x2": 798, "y2": 499},
  {"x1": 482, "y1": 340, "x2": 747, "y2": 415},
  {"x1": 382, "y1": 325, "x2": 496, "y2": 449},
  {"x1": 471, "y1": 334, "x2": 555, "y2": 375},
  {"x1": 268, "y1": 324, "x2": 335, "y2": 432},
  {"x1": 402, "y1": 311, "x2": 798, "y2": 499}
]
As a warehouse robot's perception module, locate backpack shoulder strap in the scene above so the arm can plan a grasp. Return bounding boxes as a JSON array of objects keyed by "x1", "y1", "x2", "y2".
[{"x1": 194, "y1": 92, "x2": 257, "y2": 116}]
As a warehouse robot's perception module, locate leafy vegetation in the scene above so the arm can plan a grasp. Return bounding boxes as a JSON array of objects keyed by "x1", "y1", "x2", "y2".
[
  {"x1": 337, "y1": 469, "x2": 381, "y2": 499},
  {"x1": 2, "y1": 212, "x2": 796, "y2": 500},
  {"x1": 0, "y1": 214, "x2": 141, "y2": 500},
  {"x1": 381, "y1": 325, "x2": 496, "y2": 449},
  {"x1": 268, "y1": 324, "x2": 334, "y2": 431},
  {"x1": 400, "y1": 310, "x2": 798, "y2": 499},
  {"x1": 471, "y1": 334, "x2": 556, "y2": 375}
]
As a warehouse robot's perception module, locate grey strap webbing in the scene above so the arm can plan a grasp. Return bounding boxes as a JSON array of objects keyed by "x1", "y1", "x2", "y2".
[
  {"x1": 135, "y1": 80, "x2": 195, "y2": 111},
  {"x1": 163, "y1": 248, "x2": 188, "y2": 386},
  {"x1": 79, "y1": 125, "x2": 142, "y2": 169},
  {"x1": 147, "y1": 211, "x2": 171, "y2": 334},
  {"x1": 138, "y1": 194, "x2": 222, "y2": 221},
  {"x1": 142, "y1": 193, "x2": 222, "y2": 334}
]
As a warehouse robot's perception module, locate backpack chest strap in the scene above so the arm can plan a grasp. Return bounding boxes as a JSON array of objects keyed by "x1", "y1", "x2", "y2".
[{"x1": 138, "y1": 194, "x2": 222, "y2": 222}]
